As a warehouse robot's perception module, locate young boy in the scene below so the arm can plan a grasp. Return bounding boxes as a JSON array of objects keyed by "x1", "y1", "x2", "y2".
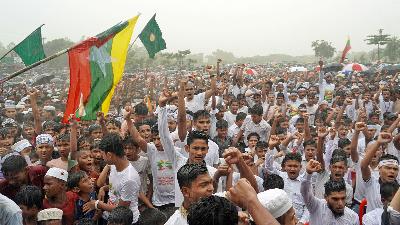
[
  {"x1": 67, "y1": 171, "x2": 99, "y2": 221},
  {"x1": 212, "y1": 120, "x2": 232, "y2": 157},
  {"x1": 233, "y1": 104, "x2": 271, "y2": 146},
  {"x1": 106, "y1": 118, "x2": 121, "y2": 135},
  {"x1": 123, "y1": 136, "x2": 154, "y2": 211},
  {"x1": 265, "y1": 151, "x2": 310, "y2": 223},
  {"x1": 47, "y1": 134, "x2": 70, "y2": 170},
  {"x1": 228, "y1": 112, "x2": 246, "y2": 139},
  {"x1": 43, "y1": 167, "x2": 77, "y2": 225},
  {"x1": 35, "y1": 134, "x2": 55, "y2": 166},
  {"x1": 15, "y1": 185, "x2": 43, "y2": 225}
]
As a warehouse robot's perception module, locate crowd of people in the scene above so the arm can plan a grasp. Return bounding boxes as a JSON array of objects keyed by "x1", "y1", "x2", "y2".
[{"x1": 1, "y1": 59, "x2": 400, "y2": 225}]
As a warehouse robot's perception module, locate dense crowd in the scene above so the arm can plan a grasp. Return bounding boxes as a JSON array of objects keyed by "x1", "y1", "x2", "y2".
[{"x1": 0, "y1": 60, "x2": 400, "y2": 225}]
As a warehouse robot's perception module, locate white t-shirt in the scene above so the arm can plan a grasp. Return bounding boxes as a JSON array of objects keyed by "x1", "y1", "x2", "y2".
[
  {"x1": 108, "y1": 164, "x2": 141, "y2": 223},
  {"x1": 185, "y1": 92, "x2": 206, "y2": 113},
  {"x1": 146, "y1": 143, "x2": 175, "y2": 206},
  {"x1": 129, "y1": 156, "x2": 151, "y2": 194},
  {"x1": 224, "y1": 111, "x2": 237, "y2": 128},
  {"x1": 164, "y1": 209, "x2": 188, "y2": 225}
]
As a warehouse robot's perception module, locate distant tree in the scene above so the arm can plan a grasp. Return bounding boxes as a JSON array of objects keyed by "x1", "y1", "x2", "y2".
[
  {"x1": 43, "y1": 38, "x2": 74, "y2": 69},
  {"x1": 365, "y1": 29, "x2": 391, "y2": 60},
  {"x1": 383, "y1": 36, "x2": 400, "y2": 63},
  {"x1": 0, "y1": 41, "x2": 6, "y2": 56},
  {"x1": 311, "y1": 40, "x2": 336, "y2": 59}
]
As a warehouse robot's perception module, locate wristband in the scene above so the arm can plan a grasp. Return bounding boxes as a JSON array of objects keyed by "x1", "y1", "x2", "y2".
[{"x1": 95, "y1": 200, "x2": 100, "y2": 210}]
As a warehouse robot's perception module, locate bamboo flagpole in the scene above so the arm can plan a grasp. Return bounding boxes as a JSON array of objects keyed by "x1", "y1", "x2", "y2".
[
  {"x1": 0, "y1": 24, "x2": 45, "y2": 62},
  {"x1": 0, "y1": 48, "x2": 69, "y2": 84}
]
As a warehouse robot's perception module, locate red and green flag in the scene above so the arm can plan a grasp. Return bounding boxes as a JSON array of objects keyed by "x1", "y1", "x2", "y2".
[
  {"x1": 63, "y1": 16, "x2": 139, "y2": 123},
  {"x1": 340, "y1": 37, "x2": 351, "y2": 63}
]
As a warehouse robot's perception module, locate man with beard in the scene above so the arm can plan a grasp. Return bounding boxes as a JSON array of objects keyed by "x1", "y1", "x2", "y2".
[
  {"x1": 301, "y1": 159, "x2": 358, "y2": 224},
  {"x1": 315, "y1": 127, "x2": 353, "y2": 206}
]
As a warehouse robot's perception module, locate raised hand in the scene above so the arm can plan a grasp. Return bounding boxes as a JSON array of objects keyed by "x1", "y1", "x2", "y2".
[
  {"x1": 317, "y1": 126, "x2": 329, "y2": 139},
  {"x1": 355, "y1": 122, "x2": 366, "y2": 132},
  {"x1": 223, "y1": 147, "x2": 243, "y2": 165},
  {"x1": 306, "y1": 159, "x2": 322, "y2": 174},
  {"x1": 377, "y1": 132, "x2": 393, "y2": 145},
  {"x1": 226, "y1": 178, "x2": 258, "y2": 209}
]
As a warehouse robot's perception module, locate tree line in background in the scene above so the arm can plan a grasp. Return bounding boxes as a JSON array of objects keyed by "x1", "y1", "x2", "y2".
[{"x1": 1, "y1": 29, "x2": 400, "y2": 73}]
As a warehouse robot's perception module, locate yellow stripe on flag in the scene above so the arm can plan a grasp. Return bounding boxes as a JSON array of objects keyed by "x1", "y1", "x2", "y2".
[{"x1": 101, "y1": 15, "x2": 139, "y2": 113}]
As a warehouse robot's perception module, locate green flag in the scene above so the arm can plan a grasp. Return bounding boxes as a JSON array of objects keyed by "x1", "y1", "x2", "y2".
[
  {"x1": 14, "y1": 25, "x2": 46, "y2": 66},
  {"x1": 139, "y1": 14, "x2": 166, "y2": 58}
]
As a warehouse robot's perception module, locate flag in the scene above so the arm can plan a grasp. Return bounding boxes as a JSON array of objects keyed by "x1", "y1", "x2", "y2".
[
  {"x1": 63, "y1": 16, "x2": 139, "y2": 123},
  {"x1": 13, "y1": 25, "x2": 46, "y2": 66},
  {"x1": 340, "y1": 37, "x2": 351, "y2": 64},
  {"x1": 139, "y1": 14, "x2": 166, "y2": 58}
]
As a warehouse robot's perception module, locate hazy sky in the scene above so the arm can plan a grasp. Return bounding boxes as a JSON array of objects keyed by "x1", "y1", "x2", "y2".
[{"x1": 1, "y1": 0, "x2": 400, "y2": 56}]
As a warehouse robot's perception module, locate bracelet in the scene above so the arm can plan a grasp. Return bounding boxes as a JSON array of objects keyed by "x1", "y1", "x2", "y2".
[{"x1": 95, "y1": 200, "x2": 100, "y2": 210}]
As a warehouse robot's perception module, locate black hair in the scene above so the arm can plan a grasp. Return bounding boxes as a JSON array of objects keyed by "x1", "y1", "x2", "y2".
[
  {"x1": 151, "y1": 124, "x2": 159, "y2": 135},
  {"x1": 187, "y1": 195, "x2": 238, "y2": 225},
  {"x1": 0, "y1": 127, "x2": 10, "y2": 139},
  {"x1": 1, "y1": 155, "x2": 27, "y2": 174},
  {"x1": 380, "y1": 181, "x2": 399, "y2": 225},
  {"x1": 255, "y1": 141, "x2": 268, "y2": 150},
  {"x1": 42, "y1": 121, "x2": 57, "y2": 131},
  {"x1": 249, "y1": 104, "x2": 263, "y2": 116},
  {"x1": 88, "y1": 124, "x2": 101, "y2": 134},
  {"x1": 247, "y1": 132, "x2": 260, "y2": 141},
  {"x1": 99, "y1": 133, "x2": 125, "y2": 157},
  {"x1": 330, "y1": 152, "x2": 348, "y2": 166},
  {"x1": 139, "y1": 208, "x2": 168, "y2": 225},
  {"x1": 106, "y1": 118, "x2": 122, "y2": 129},
  {"x1": 122, "y1": 136, "x2": 139, "y2": 148},
  {"x1": 67, "y1": 171, "x2": 87, "y2": 190},
  {"x1": 134, "y1": 120, "x2": 151, "y2": 130},
  {"x1": 134, "y1": 102, "x2": 148, "y2": 116},
  {"x1": 193, "y1": 110, "x2": 211, "y2": 121},
  {"x1": 263, "y1": 174, "x2": 284, "y2": 190},
  {"x1": 379, "y1": 154, "x2": 399, "y2": 163},
  {"x1": 56, "y1": 133, "x2": 70, "y2": 142},
  {"x1": 187, "y1": 130, "x2": 209, "y2": 146},
  {"x1": 275, "y1": 127, "x2": 286, "y2": 135},
  {"x1": 216, "y1": 120, "x2": 228, "y2": 129},
  {"x1": 281, "y1": 152, "x2": 302, "y2": 167},
  {"x1": 303, "y1": 139, "x2": 317, "y2": 148},
  {"x1": 14, "y1": 185, "x2": 43, "y2": 209},
  {"x1": 324, "y1": 179, "x2": 346, "y2": 196},
  {"x1": 236, "y1": 112, "x2": 247, "y2": 121},
  {"x1": 77, "y1": 218, "x2": 95, "y2": 225},
  {"x1": 295, "y1": 117, "x2": 305, "y2": 125},
  {"x1": 338, "y1": 138, "x2": 351, "y2": 149},
  {"x1": 177, "y1": 163, "x2": 208, "y2": 189},
  {"x1": 107, "y1": 206, "x2": 133, "y2": 225},
  {"x1": 230, "y1": 98, "x2": 239, "y2": 105},
  {"x1": 276, "y1": 92, "x2": 284, "y2": 99}
]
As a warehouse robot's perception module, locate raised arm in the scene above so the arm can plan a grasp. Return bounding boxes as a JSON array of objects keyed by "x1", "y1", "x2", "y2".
[
  {"x1": 223, "y1": 147, "x2": 259, "y2": 193},
  {"x1": 204, "y1": 70, "x2": 216, "y2": 100},
  {"x1": 124, "y1": 107, "x2": 147, "y2": 152},
  {"x1": 177, "y1": 80, "x2": 187, "y2": 142},
  {"x1": 301, "y1": 159, "x2": 323, "y2": 213},
  {"x1": 97, "y1": 112, "x2": 108, "y2": 136},
  {"x1": 69, "y1": 117, "x2": 78, "y2": 160},
  {"x1": 316, "y1": 126, "x2": 329, "y2": 170},
  {"x1": 158, "y1": 91, "x2": 178, "y2": 164},
  {"x1": 351, "y1": 122, "x2": 365, "y2": 163},
  {"x1": 387, "y1": 114, "x2": 400, "y2": 134},
  {"x1": 28, "y1": 88, "x2": 41, "y2": 135},
  {"x1": 360, "y1": 132, "x2": 393, "y2": 181}
]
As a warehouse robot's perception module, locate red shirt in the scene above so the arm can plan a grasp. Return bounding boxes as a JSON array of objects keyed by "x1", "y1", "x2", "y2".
[
  {"x1": 0, "y1": 165, "x2": 47, "y2": 200},
  {"x1": 43, "y1": 191, "x2": 79, "y2": 225}
]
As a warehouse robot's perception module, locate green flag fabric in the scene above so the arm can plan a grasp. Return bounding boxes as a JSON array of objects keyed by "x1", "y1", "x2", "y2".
[
  {"x1": 14, "y1": 26, "x2": 46, "y2": 66},
  {"x1": 139, "y1": 14, "x2": 166, "y2": 58}
]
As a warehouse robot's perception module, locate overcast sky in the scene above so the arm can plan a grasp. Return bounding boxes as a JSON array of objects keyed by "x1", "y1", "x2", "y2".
[{"x1": 1, "y1": 0, "x2": 400, "y2": 56}]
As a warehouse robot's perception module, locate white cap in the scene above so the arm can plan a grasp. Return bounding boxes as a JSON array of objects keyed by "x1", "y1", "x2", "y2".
[
  {"x1": 257, "y1": 189, "x2": 292, "y2": 218},
  {"x1": 36, "y1": 134, "x2": 54, "y2": 146},
  {"x1": 44, "y1": 105, "x2": 56, "y2": 111},
  {"x1": 45, "y1": 167, "x2": 68, "y2": 182},
  {"x1": 11, "y1": 139, "x2": 32, "y2": 153},
  {"x1": 37, "y1": 208, "x2": 63, "y2": 221}
]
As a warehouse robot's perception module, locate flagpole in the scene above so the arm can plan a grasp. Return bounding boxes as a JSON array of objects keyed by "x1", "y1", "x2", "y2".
[
  {"x1": 0, "y1": 48, "x2": 69, "y2": 84},
  {"x1": 0, "y1": 24, "x2": 45, "y2": 62}
]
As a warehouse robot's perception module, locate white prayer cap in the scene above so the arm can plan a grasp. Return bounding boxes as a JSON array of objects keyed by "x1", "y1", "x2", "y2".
[
  {"x1": 37, "y1": 208, "x2": 63, "y2": 221},
  {"x1": 16, "y1": 104, "x2": 25, "y2": 109},
  {"x1": 36, "y1": 134, "x2": 54, "y2": 146},
  {"x1": 45, "y1": 167, "x2": 68, "y2": 182},
  {"x1": 257, "y1": 189, "x2": 292, "y2": 218},
  {"x1": 11, "y1": 139, "x2": 32, "y2": 153},
  {"x1": 44, "y1": 105, "x2": 56, "y2": 111},
  {"x1": 319, "y1": 100, "x2": 328, "y2": 106},
  {"x1": 4, "y1": 100, "x2": 16, "y2": 109}
]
